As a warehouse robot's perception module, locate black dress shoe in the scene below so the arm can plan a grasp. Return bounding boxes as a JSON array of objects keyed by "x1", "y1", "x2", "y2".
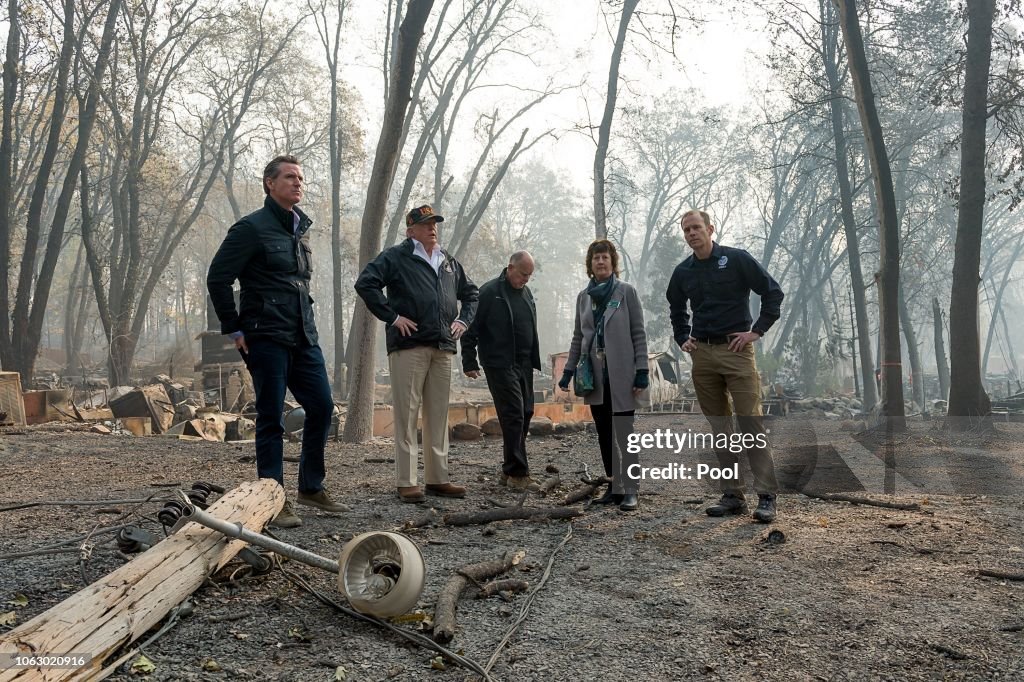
[
  {"x1": 619, "y1": 493, "x2": 639, "y2": 511},
  {"x1": 592, "y1": 488, "x2": 623, "y2": 505}
]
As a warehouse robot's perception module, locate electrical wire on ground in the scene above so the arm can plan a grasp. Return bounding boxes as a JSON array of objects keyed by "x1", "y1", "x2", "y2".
[
  {"x1": 276, "y1": 559, "x2": 495, "y2": 682},
  {"x1": 483, "y1": 522, "x2": 573, "y2": 673}
]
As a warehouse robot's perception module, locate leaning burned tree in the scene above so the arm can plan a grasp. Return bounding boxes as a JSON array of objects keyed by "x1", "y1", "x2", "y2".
[
  {"x1": 835, "y1": 0, "x2": 905, "y2": 430},
  {"x1": 819, "y1": 0, "x2": 878, "y2": 411},
  {"x1": 344, "y1": 0, "x2": 435, "y2": 442}
]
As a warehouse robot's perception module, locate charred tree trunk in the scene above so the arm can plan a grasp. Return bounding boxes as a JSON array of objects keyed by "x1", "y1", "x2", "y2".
[
  {"x1": 932, "y1": 297, "x2": 950, "y2": 400},
  {"x1": 62, "y1": 242, "x2": 90, "y2": 373},
  {"x1": 835, "y1": 0, "x2": 905, "y2": 430},
  {"x1": 981, "y1": 232, "x2": 1024, "y2": 375},
  {"x1": 947, "y1": 0, "x2": 995, "y2": 427},
  {"x1": 897, "y1": 283, "x2": 924, "y2": 412},
  {"x1": 593, "y1": 0, "x2": 637, "y2": 239},
  {"x1": 316, "y1": 0, "x2": 351, "y2": 396},
  {"x1": 997, "y1": 306, "x2": 1020, "y2": 385},
  {"x1": 344, "y1": 0, "x2": 435, "y2": 442},
  {"x1": 8, "y1": 0, "x2": 77, "y2": 381},
  {"x1": 108, "y1": 324, "x2": 138, "y2": 387},
  {"x1": 0, "y1": 0, "x2": 18, "y2": 371}
]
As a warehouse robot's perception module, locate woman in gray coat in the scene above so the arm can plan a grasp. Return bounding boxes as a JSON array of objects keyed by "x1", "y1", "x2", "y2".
[{"x1": 558, "y1": 240, "x2": 649, "y2": 511}]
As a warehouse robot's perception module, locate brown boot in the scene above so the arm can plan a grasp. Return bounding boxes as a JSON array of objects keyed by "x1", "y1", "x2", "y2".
[
  {"x1": 297, "y1": 488, "x2": 351, "y2": 513},
  {"x1": 397, "y1": 486, "x2": 426, "y2": 503},
  {"x1": 507, "y1": 476, "x2": 540, "y2": 492},
  {"x1": 425, "y1": 482, "x2": 467, "y2": 498},
  {"x1": 269, "y1": 500, "x2": 302, "y2": 529}
]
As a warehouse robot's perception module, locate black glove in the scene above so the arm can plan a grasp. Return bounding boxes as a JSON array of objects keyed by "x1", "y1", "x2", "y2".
[
  {"x1": 634, "y1": 369, "x2": 649, "y2": 390},
  {"x1": 558, "y1": 370, "x2": 574, "y2": 391}
]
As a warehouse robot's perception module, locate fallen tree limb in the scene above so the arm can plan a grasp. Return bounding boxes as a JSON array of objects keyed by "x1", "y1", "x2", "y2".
[
  {"x1": 475, "y1": 579, "x2": 529, "y2": 599},
  {"x1": 802, "y1": 491, "x2": 921, "y2": 511},
  {"x1": 442, "y1": 507, "x2": 581, "y2": 526},
  {"x1": 402, "y1": 508, "x2": 439, "y2": 530},
  {"x1": 434, "y1": 551, "x2": 524, "y2": 644},
  {"x1": 539, "y1": 475, "x2": 560, "y2": 496},
  {"x1": 205, "y1": 610, "x2": 254, "y2": 624},
  {"x1": 0, "y1": 479, "x2": 283, "y2": 681},
  {"x1": 562, "y1": 477, "x2": 610, "y2": 505},
  {"x1": 978, "y1": 569, "x2": 1024, "y2": 581},
  {"x1": 928, "y1": 642, "x2": 969, "y2": 660}
]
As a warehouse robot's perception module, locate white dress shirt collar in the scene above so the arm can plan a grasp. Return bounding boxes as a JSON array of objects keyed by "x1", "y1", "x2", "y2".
[{"x1": 411, "y1": 238, "x2": 443, "y2": 274}]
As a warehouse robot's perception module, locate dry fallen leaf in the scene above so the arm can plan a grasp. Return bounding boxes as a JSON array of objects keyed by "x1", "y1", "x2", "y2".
[
  {"x1": 201, "y1": 659, "x2": 221, "y2": 672},
  {"x1": 287, "y1": 627, "x2": 309, "y2": 642},
  {"x1": 130, "y1": 654, "x2": 156, "y2": 674},
  {"x1": 0, "y1": 611, "x2": 16, "y2": 626},
  {"x1": 430, "y1": 656, "x2": 446, "y2": 671},
  {"x1": 6, "y1": 594, "x2": 28, "y2": 607},
  {"x1": 334, "y1": 665, "x2": 347, "y2": 680}
]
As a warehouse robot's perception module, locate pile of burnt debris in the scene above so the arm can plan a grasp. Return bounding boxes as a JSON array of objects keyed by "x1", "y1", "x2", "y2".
[{"x1": 0, "y1": 371, "x2": 267, "y2": 442}]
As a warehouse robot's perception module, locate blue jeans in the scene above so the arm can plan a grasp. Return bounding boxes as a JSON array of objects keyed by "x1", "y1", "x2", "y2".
[{"x1": 243, "y1": 339, "x2": 333, "y2": 494}]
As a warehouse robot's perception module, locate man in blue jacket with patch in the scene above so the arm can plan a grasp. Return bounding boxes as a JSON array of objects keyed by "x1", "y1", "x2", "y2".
[
  {"x1": 207, "y1": 155, "x2": 347, "y2": 529},
  {"x1": 666, "y1": 209, "x2": 784, "y2": 522}
]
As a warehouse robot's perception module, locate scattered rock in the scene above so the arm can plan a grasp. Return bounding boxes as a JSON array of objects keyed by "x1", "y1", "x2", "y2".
[
  {"x1": 451, "y1": 422, "x2": 482, "y2": 441},
  {"x1": 528, "y1": 417, "x2": 554, "y2": 436},
  {"x1": 481, "y1": 417, "x2": 502, "y2": 436}
]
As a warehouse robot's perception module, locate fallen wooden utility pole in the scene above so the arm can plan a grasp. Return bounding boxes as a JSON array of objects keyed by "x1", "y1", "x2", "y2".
[{"x1": 0, "y1": 479, "x2": 283, "y2": 681}]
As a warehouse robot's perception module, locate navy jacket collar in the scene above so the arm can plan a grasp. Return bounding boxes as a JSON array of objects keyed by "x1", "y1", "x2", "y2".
[{"x1": 264, "y1": 195, "x2": 311, "y2": 236}]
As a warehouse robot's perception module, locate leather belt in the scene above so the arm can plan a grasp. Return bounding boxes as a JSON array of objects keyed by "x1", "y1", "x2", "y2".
[{"x1": 694, "y1": 336, "x2": 732, "y2": 345}]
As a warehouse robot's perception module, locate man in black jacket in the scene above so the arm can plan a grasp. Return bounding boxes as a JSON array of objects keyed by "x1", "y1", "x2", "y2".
[
  {"x1": 354, "y1": 205, "x2": 479, "y2": 502},
  {"x1": 666, "y1": 209, "x2": 784, "y2": 523},
  {"x1": 207, "y1": 155, "x2": 347, "y2": 529},
  {"x1": 461, "y1": 252, "x2": 541, "y2": 491}
]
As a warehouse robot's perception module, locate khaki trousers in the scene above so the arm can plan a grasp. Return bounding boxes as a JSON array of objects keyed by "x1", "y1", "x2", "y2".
[
  {"x1": 690, "y1": 342, "x2": 779, "y2": 495},
  {"x1": 389, "y1": 345, "x2": 452, "y2": 487}
]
